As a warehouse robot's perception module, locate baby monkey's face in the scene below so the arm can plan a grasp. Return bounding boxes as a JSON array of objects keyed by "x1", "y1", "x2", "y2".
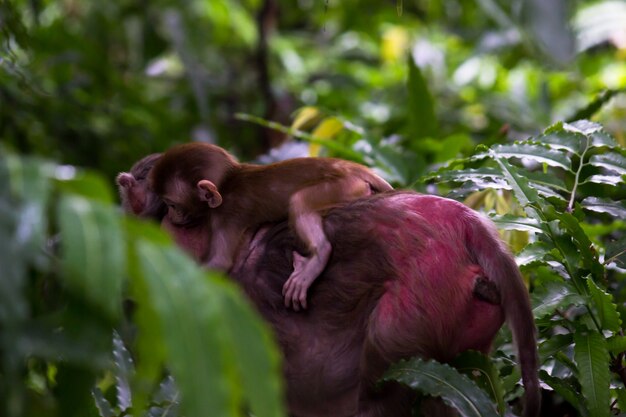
[{"x1": 160, "y1": 177, "x2": 207, "y2": 227}]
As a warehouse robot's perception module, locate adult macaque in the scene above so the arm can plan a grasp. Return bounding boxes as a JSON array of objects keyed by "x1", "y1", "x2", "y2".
[
  {"x1": 162, "y1": 191, "x2": 540, "y2": 417},
  {"x1": 116, "y1": 153, "x2": 165, "y2": 219},
  {"x1": 150, "y1": 143, "x2": 393, "y2": 310}
]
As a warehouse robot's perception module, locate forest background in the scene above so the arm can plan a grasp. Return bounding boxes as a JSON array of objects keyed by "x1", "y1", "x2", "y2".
[{"x1": 1, "y1": 0, "x2": 625, "y2": 416}]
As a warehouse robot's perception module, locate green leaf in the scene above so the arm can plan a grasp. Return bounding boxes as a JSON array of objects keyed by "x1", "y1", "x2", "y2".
[
  {"x1": 582, "y1": 174, "x2": 625, "y2": 186},
  {"x1": 430, "y1": 167, "x2": 510, "y2": 188},
  {"x1": 488, "y1": 152, "x2": 545, "y2": 220},
  {"x1": 586, "y1": 278, "x2": 622, "y2": 332},
  {"x1": 516, "y1": 241, "x2": 552, "y2": 266},
  {"x1": 367, "y1": 141, "x2": 424, "y2": 185},
  {"x1": 136, "y1": 242, "x2": 240, "y2": 417},
  {"x1": 574, "y1": 330, "x2": 610, "y2": 417},
  {"x1": 605, "y1": 236, "x2": 626, "y2": 267},
  {"x1": 589, "y1": 152, "x2": 626, "y2": 175},
  {"x1": 539, "y1": 370, "x2": 588, "y2": 415},
  {"x1": 451, "y1": 351, "x2": 505, "y2": 414},
  {"x1": 606, "y1": 336, "x2": 626, "y2": 354},
  {"x1": 613, "y1": 387, "x2": 626, "y2": 415},
  {"x1": 565, "y1": 120, "x2": 604, "y2": 136},
  {"x1": 135, "y1": 242, "x2": 285, "y2": 417},
  {"x1": 524, "y1": 170, "x2": 568, "y2": 192},
  {"x1": 538, "y1": 334, "x2": 573, "y2": 360},
  {"x1": 13, "y1": 318, "x2": 111, "y2": 369},
  {"x1": 383, "y1": 358, "x2": 499, "y2": 417},
  {"x1": 539, "y1": 121, "x2": 588, "y2": 154},
  {"x1": 567, "y1": 121, "x2": 618, "y2": 149},
  {"x1": 124, "y1": 219, "x2": 169, "y2": 410},
  {"x1": 407, "y1": 56, "x2": 438, "y2": 140},
  {"x1": 490, "y1": 214, "x2": 543, "y2": 233},
  {"x1": 589, "y1": 131, "x2": 620, "y2": 149},
  {"x1": 581, "y1": 197, "x2": 626, "y2": 218},
  {"x1": 434, "y1": 134, "x2": 473, "y2": 163},
  {"x1": 430, "y1": 166, "x2": 536, "y2": 193},
  {"x1": 554, "y1": 211, "x2": 603, "y2": 278},
  {"x1": 148, "y1": 376, "x2": 179, "y2": 417},
  {"x1": 567, "y1": 90, "x2": 626, "y2": 122},
  {"x1": 473, "y1": 0, "x2": 515, "y2": 28},
  {"x1": 0, "y1": 153, "x2": 54, "y2": 326},
  {"x1": 57, "y1": 195, "x2": 124, "y2": 321},
  {"x1": 55, "y1": 170, "x2": 114, "y2": 203},
  {"x1": 153, "y1": 375, "x2": 178, "y2": 403},
  {"x1": 217, "y1": 284, "x2": 285, "y2": 417},
  {"x1": 549, "y1": 231, "x2": 584, "y2": 280},
  {"x1": 581, "y1": 221, "x2": 626, "y2": 240},
  {"x1": 531, "y1": 281, "x2": 585, "y2": 319},
  {"x1": 430, "y1": 167, "x2": 499, "y2": 181},
  {"x1": 481, "y1": 143, "x2": 571, "y2": 170},
  {"x1": 0, "y1": 153, "x2": 54, "y2": 265},
  {"x1": 0, "y1": 152, "x2": 55, "y2": 203},
  {"x1": 112, "y1": 332, "x2": 133, "y2": 411},
  {"x1": 92, "y1": 387, "x2": 115, "y2": 417}
]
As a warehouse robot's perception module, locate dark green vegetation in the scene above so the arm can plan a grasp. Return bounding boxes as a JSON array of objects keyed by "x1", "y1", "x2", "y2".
[{"x1": 1, "y1": 0, "x2": 625, "y2": 416}]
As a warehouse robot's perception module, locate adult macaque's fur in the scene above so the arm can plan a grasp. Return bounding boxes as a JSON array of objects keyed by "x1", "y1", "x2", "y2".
[{"x1": 164, "y1": 191, "x2": 540, "y2": 417}]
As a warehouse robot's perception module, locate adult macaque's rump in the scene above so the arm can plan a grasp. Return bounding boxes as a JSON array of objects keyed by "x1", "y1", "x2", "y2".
[
  {"x1": 167, "y1": 190, "x2": 539, "y2": 417},
  {"x1": 150, "y1": 142, "x2": 392, "y2": 310}
]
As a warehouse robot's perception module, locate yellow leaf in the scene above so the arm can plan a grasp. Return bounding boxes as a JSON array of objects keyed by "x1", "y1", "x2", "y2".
[
  {"x1": 464, "y1": 190, "x2": 487, "y2": 209},
  {"x1": 483, "y1": 189, "x2": 496, "y2": 211},
  {"x1": 312, "y1": 117, "x2": 344, "y2": 139},
  {"x1": 309, "y1": 117, "x2": 344, "y2": 156},
  {"x1": 291, "y1": 106, "x2": 321, "y2": 131},
  {"x1": 495, "y1": 192, "x2": 510, "y2": 215},
  {"x1": 502, "y1": 229, "x2": 529, "y2": 253},
  {"x1": 381, "y1": 26, "x2": 409, "y2": 63}
]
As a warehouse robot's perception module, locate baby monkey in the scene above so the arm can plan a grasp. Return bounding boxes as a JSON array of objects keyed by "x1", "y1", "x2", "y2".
[{"x1": 150, "y1": 143, "x2": 392, "y2": 310}]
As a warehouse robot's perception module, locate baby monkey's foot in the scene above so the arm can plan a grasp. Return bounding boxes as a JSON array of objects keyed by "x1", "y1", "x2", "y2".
[{"x1": 282, "y1": 251, "x2": 323, "y2": 311}]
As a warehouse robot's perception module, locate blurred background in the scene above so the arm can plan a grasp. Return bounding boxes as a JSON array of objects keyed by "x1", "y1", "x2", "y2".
[{"x1": 2, "y1": 0, "x2": 625, "y2": 182}]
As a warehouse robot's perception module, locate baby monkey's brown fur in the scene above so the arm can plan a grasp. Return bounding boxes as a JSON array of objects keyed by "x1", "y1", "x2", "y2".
[{"x1": 151, "y1": 143, "x2": 392, "y2": 310}]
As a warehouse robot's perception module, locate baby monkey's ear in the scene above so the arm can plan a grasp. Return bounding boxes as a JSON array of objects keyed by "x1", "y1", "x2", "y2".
[{"x1": 197, "y1": 180, "x2": 223, "y2": 208}]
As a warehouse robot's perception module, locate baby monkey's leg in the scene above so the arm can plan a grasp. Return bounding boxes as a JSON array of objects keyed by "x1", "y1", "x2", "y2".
[{"x1": 283, "y1": 177, "x2": 372, "y2": 310}]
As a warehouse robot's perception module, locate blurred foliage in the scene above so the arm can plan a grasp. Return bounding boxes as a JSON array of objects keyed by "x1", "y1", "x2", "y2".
[
  {"x1": 1, "y1": 0, "x2": 626, "y2": 416},
  {"x1": 2, "y1": 0, "x2": 625, "y2": 179},
  {"x1": 0, "y1": 149, "x2": 285, "y2": 417}
]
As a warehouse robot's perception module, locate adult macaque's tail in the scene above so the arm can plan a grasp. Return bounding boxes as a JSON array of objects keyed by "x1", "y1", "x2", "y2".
[{"x1": 467, "y1": 215, "x2": 541, "y2": 417}]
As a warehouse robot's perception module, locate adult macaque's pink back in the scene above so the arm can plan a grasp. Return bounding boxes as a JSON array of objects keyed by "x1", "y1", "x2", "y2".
[{"x1": 165, "y1": 191, "x2": 540, "y2": 417}]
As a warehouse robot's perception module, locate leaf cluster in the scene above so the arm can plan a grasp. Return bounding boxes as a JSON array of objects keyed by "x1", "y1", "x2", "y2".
[{"x1": 0, "y1": 150, "x2": 285, "y2": 417}]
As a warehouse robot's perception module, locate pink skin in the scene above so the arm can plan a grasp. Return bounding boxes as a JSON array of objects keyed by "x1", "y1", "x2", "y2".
[
  {"x1": 117, "y1": 173, "x2": 147, "y2": 214},
  {"x1": 116, "y1": 153, "x2": 164, "y2": 219},
  {"x1": 161, "y1": 191, "x2": 538, "y2": 417},
  {"x1": 161, "y1": 216, "x2": 211, "y2": 262}
]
